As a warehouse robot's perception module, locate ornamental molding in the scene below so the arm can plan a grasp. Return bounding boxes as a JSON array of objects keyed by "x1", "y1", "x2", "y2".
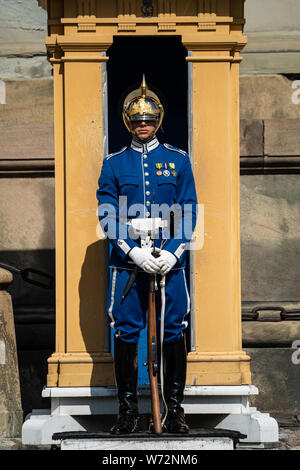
[{"x1": 44, "y1": 0, "x2": 247, "y2": 54}]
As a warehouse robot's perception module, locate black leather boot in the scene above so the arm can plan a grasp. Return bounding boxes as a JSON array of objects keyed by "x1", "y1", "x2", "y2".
[
  {"x1": 162, "y1": 335, "x2": 189, "y2": 434},
  {"x1": 110, "y1": 335, "x2": 139, "y2": 435}
]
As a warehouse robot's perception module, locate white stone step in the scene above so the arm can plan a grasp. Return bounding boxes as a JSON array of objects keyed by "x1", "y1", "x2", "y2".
[
  {"x1": 52, "y1": 429, "x2": 245, "y2": 451},
  {"x1": 60, "y1": 436, "x2": 234, "y2": 450}
]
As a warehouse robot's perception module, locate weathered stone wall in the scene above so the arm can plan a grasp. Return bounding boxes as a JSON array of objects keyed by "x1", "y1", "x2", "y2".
[
  {"x1": 0, "y1": 0, "x2": 54, "y2": 415},
  {"x1": 0, "y1": 269, "x2": 23, "y2": 437},
  {"x1": 1, "y1": 0, "x2": 300, "y2": 78},
  {"x1": 0, "y1": 79, "x2": 54, "y2": 158},
  {"x1": 243, "y1": 0, "x2": 300, "y2": 74},
  {"x1": 0, "y1": 0, "x2": 50, "y2": 79}
]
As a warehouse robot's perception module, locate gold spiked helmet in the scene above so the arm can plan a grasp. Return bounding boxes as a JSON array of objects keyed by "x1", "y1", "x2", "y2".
[{"x1": 123, "y1": 75, "x2": 164, "y2": 135}]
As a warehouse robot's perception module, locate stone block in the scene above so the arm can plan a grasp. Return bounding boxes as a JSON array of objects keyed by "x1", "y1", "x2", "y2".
[
  {"x1": 240, "y1": 75, "x2": 300, "y2": 120},
  {"x1": 240, "y1": 119, "x2": 264, "y2": 156},
  {"x1": 0, "y1": 176, "x2": 55, "y2": 306},
  {"x1": 242, "y1": 0, "x2": 300, "y2": 74},
  {"x1": 242, "y1": 321, "x2": 300, "y2": 347},
  {"x1": 60, "y1": 436, "x2": 234, "y2": 450},
  {"x1": 0, "y1": 0, "x2": 49, "y2": 79},
  {"x1": 0, "y1": 269, "x2": 23, "y2": 437},
  {"x1": 245, "y1": 348, "x2": 300, "y2": 415},
  {"x1": 0, "y1": 56, "x2": 51, "y2": 80},
  {"x1": 0, "y1": 177, "x2": 54, "y2": 251},
  {"x1": 240, "y1": 174, "x2": 300, "y2": 301},
  {"x1": 264, "y1": 119, "x2": 300, "y2": 156},
  {"x1": 0, "y1": 79, "x2": 54, "y2": 159},
  {"x1": 0, "y1": 122, "x2": 54, "y2": 159},
  {"x1": 244, "y1": 0, "x2": 300, "y2": 33},
  {"x1": 241, "y1": 51, "x2": 300, "y2": 76},
  {"x1": 0, "y1": 79, "x2": 53, "y2": 125}
]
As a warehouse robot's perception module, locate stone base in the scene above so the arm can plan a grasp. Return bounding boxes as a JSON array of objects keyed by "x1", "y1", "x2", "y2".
[
  {"x1": 194, "y1": 411, "x2": 279, "y2": 444},
  {"x1": 0, "y1": 410, "x2": 23, "y2": 438},
  {"x1": 60, "y1": 436, "x2": 234, "y2": 451},
  {"x1": 41, "y1": 385, "x2": 261, "y2": 416},
  {"x1": 21, "y1": 385, "x2": 279, "y2": 446}
]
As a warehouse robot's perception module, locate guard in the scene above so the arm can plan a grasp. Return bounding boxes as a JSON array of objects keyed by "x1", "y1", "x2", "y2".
[{"x1": 96, "y1": 76, "x2": 198, "y2": 435}]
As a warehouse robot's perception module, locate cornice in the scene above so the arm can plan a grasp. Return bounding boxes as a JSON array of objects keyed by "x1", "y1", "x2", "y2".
[
  {"x1": 44, "y1": 2, "x2": 247, "y2": 55},
  {"x1": 45, "y1": 1, "x2": 246, "y2": 41},
  {"x1": 45, "y1": 32, "x2": 247, "y2": 56},
  {"x1": 182, "y1": 34, "x2": 247, "y2": 52},
  {"x1": 59, "y1": 16, "x2": 237, "y2": 25},
  {"x1": 56, "y1": 35, "x2": 113, "y2": 51},
  {"x1": 45, "y1": 34, "x2": 113, "y2": 59}
]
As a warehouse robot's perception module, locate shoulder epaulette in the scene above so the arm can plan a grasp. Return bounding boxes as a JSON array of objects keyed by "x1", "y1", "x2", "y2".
[
  {"x1": 163, "y1": 143, "x2": 187, "y2": 156},
  {"x1": 105, "y1": 147, "x2": 127, "y2": 160}
]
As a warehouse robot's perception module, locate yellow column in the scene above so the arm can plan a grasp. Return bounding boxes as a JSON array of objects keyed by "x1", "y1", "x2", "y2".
[
  {"x1": 184, "y1": 46, "x2": 252, "y2": 385},
  {"x1": 46, "y1": 36, "x2": 114, "y2": 387}
]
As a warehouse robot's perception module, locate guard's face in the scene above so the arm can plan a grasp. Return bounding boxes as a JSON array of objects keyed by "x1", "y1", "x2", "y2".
[{"x1": 130, "y1": 120, "x2": 156, "y2": 141}]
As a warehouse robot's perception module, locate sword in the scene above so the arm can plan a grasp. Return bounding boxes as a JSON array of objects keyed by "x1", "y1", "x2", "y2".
[{"x1": 121, "y1": 265, "x2": 139, "y2": 303}]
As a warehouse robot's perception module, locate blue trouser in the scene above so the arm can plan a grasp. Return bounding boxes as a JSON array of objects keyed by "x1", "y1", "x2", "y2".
[{"x1": 106, "y1": 267, "x2": 190, "y2": 344}]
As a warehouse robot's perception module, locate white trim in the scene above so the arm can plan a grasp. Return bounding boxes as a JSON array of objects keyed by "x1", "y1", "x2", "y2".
[
  {"x1": 130, "y1": 137, "x2": 159, "y2": 153},
  {"x1": 108, "y1": 265, "x2": 185, "y2": 271},
  {"x1": 0, "y1": 80, "x2": 6, "y2": 105},
  {"x1": 108, "y1": 268, "x2": 117, "y2": 329},
  {"x1": 117, "y1": 239, "x2": 131, "y2": 255},
  {"x1": 159, "y1": 275, "x2": 168, "y2": 426},
  {"x1": 182, "y1": 268, "x2": 191, "y2": 329},
  {"x1": 42, "y1": 385, "x2": 259, "y2": 399},
  {"x1": 140, "y1": 152, "x2": 146, "y2": 217},
  {"x1": 147, "y1": 137, "x2": 159, "y2": 152},
  {"x1": 174, "y1": 243, "x2": 186, "y2": 259}
]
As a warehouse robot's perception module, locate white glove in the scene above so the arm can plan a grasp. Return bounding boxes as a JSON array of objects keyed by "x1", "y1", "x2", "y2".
[
  {"x1": 156, "y1": 249, "x2": 177, "y2": 275},
  {"x1": 129, "y1": 247, "x2": 160, "y2": 274}
]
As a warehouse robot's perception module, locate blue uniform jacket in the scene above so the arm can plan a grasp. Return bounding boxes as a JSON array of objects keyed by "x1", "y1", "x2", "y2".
[{"x1": 96, "y1": 136, "x2": 198, "y2": 270}]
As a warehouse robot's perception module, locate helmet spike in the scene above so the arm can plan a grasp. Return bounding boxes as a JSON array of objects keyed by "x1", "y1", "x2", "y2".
[{"x1": 140, "y1": 74, "x2": 148, "y2": 98}]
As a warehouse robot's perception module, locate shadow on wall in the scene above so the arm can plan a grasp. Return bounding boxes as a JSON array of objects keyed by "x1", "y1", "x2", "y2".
[
  {"x1": 0, "y1": 176, "x2": 56, "y2": 416},
  {"x1": 79, "y1": 238, "x2": 114, "y2": 385},
  {"x1": 0, "y1": 248, "x2": 55, "y2": 418}
]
